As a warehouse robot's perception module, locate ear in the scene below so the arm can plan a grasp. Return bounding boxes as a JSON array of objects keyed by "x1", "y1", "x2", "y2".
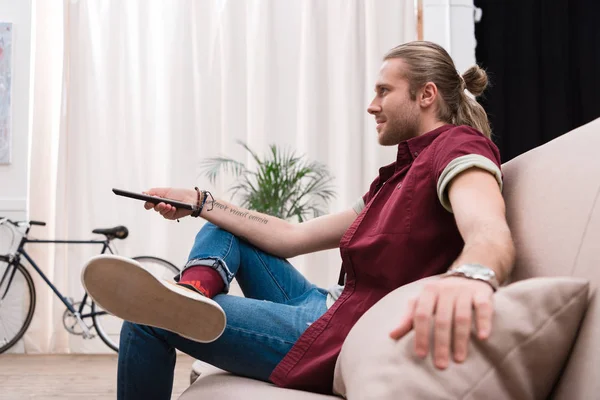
[{"x1": 418, "y1": 82, "x2": 438, "y2": 109}]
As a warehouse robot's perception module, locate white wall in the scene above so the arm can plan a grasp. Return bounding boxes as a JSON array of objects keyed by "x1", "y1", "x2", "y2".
[
  {"x1": 0, "y1": 0, "x2": 32, "y2": 221},
  {"x1": 423, "y1": 0, "x2": 478, "y2": 74}
]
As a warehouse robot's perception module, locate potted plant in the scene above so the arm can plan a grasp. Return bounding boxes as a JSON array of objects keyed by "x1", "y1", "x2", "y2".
[{"x1": 199, "y1": 141, "x2": 336, "y2": 222}]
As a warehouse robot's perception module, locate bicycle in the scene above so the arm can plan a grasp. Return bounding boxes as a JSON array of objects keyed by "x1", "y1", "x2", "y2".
[{"x1": 0, "y1": 217, "x2": 180, "y2": 353}]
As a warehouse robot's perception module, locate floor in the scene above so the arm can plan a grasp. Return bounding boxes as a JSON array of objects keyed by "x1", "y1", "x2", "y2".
[{"x1": 0, "y1": 353, "x2": 195, "y2": 400}]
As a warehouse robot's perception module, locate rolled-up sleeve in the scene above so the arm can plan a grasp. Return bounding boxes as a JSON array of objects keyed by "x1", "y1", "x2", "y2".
[{"x1": 432, "y1": 127, "x2": 503, "y2": 213}]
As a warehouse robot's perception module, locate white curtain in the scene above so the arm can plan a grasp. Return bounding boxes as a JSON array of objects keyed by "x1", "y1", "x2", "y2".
[{"x1": 25, "y1": 0, "x2": 415, "y2": 353}]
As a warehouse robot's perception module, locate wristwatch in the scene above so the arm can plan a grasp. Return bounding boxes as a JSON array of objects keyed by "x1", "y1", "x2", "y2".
[{"x1": 443, "y1": 263, "x2": 500, "y2": 291}]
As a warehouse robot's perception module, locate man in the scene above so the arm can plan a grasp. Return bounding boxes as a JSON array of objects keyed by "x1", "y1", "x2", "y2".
[{"x1": 82, "y1": 41, "x2": 514, "y2": 399}]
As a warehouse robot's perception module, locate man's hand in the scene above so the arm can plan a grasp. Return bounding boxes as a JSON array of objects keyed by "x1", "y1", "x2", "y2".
[
  {"x1": 143, "y1": 187, "x2": 197, "y2": 220},
  {"x1": 389, "y1": 276, "x2": 494, "y2": 369}
]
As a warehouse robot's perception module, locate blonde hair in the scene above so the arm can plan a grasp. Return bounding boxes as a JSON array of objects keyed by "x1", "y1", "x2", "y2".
[{"x1": 384, "y1": 41, "x2": 492, "y2": 138}]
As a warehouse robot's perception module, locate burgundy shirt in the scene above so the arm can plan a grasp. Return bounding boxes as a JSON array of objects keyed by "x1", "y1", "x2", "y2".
[{"x1": 269, "y1": 124, "x2": 502, "y2": 394}]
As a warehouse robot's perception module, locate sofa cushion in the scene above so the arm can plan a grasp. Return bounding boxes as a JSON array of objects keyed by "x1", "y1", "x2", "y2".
[
  {"x1": 179, "y1": 362, "x2": 340, "y2": 400},
  {"x1": 333, "y1": 276, "x2": 589, "y2": 400}
]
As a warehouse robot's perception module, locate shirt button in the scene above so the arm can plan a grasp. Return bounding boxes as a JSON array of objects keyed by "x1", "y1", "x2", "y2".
[
  {"x1": 396, "y1": 183, "x2": 402, "y2": 189},
  {"x1": 413, "y1": 151, "x2": 419, "y2": 157}
]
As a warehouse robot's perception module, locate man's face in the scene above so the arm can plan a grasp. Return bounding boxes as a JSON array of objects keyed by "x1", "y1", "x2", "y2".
[{"x1": 367, "y1": 58, "x2": 420, "y2": 146}]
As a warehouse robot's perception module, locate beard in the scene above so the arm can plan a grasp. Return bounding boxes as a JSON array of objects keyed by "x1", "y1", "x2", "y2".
[{"x1": 377, "y1": 106, "x2": 420, "y2": 146}]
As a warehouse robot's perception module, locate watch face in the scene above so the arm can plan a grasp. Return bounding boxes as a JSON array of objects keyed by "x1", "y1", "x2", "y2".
[{"x1": 461, "y1": 264, "x2": 494, "y2": 278}]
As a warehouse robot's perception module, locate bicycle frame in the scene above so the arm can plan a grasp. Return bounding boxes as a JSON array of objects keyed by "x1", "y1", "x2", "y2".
[
  {"x1": 1, "y1": 222, "x2": 115, "y2": 329},
  {"x1": 16, "y1": 238, "x2": 113, "y2": 317}
]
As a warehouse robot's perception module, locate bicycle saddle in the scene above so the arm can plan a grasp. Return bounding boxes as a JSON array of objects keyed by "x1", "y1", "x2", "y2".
[{"x1": 92, "y1": 226, "x2": 129, "y2": 240}]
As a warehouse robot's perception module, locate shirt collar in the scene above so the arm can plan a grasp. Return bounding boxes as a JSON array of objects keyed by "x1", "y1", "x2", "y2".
[
  {"x1": 375, "y1": 124, "x2": 455, "y2": 185},
  {"x1": 396, "y1": 124, "x2": 454, "y2": 169}
]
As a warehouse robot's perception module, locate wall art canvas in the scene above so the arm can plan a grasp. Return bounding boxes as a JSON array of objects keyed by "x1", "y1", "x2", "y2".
[{"x1": 0, "y1": 22, "x2": 13, "y2": 164}]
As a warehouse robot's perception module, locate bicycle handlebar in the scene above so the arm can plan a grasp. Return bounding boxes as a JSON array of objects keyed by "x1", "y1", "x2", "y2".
[{"x1": 0, "y1": 217, "x2": 46, "y2": 227}]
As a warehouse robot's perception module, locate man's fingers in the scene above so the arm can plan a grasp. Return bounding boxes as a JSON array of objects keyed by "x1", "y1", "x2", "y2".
[
  {"x1": 163, "y1": 205, "x2": 177, "y2": 219},
  {"x1": 166, "y1": 206, "x2": 178, "y2": 219},
  {"x1": 158, "y1": 203, "x2": 175, "y2": 218},
  {"x1": 473, "y1": 288, "x2": 493, "y2": 339},
  {"x1": 433, "y1": 292, "x2": 455, "y2": 369},
  {"x1": 413, "y1": 286, "x2": 437, "y2": 358},
  {"x1": 144, "y1": 201, "x2": 154, "y2": 210},
  {"x1": 152, "y1": 202, "x2": 179, "y2": 220},
  {"x1": 390, "y1": 298, "x2": 417, "y2": 340},
  {"x1": 393, "y1": 279, "x2": 494, "y2": 367},
  {"x1": 452, "y1": 292, "x2": 473, "y2": 363}
]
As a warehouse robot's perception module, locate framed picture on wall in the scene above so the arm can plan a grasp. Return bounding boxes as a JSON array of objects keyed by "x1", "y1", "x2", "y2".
[{"x1": 0, "y1": 22, "x2": 13, "y2": 165}]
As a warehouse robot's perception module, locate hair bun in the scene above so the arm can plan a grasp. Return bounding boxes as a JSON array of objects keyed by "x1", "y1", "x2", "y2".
[{"x1": 462, "y1": 65, "x2": 488, "y2": 97}]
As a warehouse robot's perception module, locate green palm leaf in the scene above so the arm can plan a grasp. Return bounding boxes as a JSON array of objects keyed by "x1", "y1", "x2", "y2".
[
  {"x1": 199, "y1": 157, "x2": 248, "y2": 185},
  {"x1": 199, "y1": 142, "x2": 336, "y2": 220}
]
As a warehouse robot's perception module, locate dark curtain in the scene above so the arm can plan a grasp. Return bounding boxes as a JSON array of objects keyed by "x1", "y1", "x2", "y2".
[{"x1": 474, "y1": 0, "x2": 600, "y2": 162}]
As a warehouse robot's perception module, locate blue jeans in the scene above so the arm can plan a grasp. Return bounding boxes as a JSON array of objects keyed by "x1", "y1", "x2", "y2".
[{"x1": 117, "y1": 222, "x2": 328, "y2": 400}]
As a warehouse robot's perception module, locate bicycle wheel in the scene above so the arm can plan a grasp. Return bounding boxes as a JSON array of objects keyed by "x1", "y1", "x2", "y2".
[
  {"x1": 0, "y1": 256, "x2": 36, "y2": 354},
  {"x1": 92, "y1": 256, "x2": 180, "y2": 352}
]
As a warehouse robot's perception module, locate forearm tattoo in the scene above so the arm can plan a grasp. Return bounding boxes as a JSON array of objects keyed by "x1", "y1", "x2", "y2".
[{"x1": 209, "y1": 200, "x2": 269, "y2": 225}]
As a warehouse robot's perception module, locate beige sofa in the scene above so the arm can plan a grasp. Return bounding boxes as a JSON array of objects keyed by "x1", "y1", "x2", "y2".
[{"x1": 180, "y1": 118, "x2": 600, "y2": 399}]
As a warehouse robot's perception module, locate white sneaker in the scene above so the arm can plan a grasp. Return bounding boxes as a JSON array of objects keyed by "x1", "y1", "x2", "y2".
[{"x1": 81, "y1": 254, "x2": 226, "y2": 343}]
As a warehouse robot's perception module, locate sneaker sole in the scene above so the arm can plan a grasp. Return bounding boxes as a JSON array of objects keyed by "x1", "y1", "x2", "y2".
[{"x1": 81, "y1": 254, "x2": 226, "y2": 343}]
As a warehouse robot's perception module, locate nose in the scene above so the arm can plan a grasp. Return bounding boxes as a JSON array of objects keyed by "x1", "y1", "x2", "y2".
[{"x1": 367, "y1": 98, "x2": 381, "y2": 115}]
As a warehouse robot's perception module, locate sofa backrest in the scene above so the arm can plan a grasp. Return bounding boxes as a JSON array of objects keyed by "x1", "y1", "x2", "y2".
[{"x1": 501, "y1": 117, "x2": 600, "y2": 399}]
